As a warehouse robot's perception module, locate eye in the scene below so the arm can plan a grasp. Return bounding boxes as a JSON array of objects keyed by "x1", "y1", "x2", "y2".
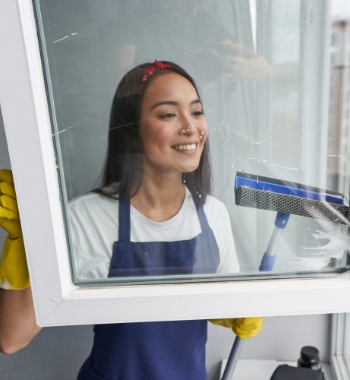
[
  {"x1": 192, "y1": 110, "x2": 204, "y2": 116},
  {"x1": 159, "y1": 113, "x2": 175, "y2": 119}
]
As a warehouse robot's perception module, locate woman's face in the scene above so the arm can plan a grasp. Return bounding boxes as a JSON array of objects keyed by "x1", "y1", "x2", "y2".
[{"x1": 140, "y1": 73, "x2": 208, "y2": 177}]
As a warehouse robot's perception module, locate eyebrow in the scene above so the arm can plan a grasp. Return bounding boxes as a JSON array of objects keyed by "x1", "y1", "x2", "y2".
[{"x1": 151, "y1": 99, "x2": 202, "y2": 110}]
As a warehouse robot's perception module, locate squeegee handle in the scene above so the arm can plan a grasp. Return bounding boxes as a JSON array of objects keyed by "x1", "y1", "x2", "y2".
[
  {"x1": 259, "y1": 252, "x2": 277, "y2": 271},
  {"x1": 222, "y1": 212, "x2": 291, "y2": 380},
  {"x1": 221, "y1": 337, "x2": 245, "y2": 380},
  {"x1": 259, "y1": 212, "x2": 290, "y2": 272}
]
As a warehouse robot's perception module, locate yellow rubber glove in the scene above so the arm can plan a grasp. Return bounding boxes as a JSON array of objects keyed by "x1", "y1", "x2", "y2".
[
  {"x1": 0, "y1": 169, "x2": 30, "y2": 290},
  {"x1": 210, "y1": 317, "x2": 264, "y2": 339}
]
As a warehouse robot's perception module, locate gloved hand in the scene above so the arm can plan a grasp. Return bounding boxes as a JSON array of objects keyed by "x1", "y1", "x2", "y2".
[
  {"x1": 0, "y1": 169, "x2": 30, "y2": 290},
  {"x1": 210, "y1": 317, "x2": 264, "y2": 339}
]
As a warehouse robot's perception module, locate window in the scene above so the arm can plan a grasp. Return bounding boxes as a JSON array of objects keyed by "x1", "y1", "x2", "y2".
[
  {"x1": 33, "y1": 0, "x2": 350, "y2": 284},
  {"x1": 1, "y1": 0, "x2": 350, "y2": 326},
  {"x1": 331, "y1": 314, "x2": 350, "y2": 379}
]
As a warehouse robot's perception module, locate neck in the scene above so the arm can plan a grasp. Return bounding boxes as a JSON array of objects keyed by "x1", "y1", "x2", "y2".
[{"x1": 130, "y1": 171, "x2": 186, "y2": 222}]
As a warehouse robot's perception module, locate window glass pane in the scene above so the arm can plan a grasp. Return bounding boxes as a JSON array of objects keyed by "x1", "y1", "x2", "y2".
[{"x1": 33, "y1": 0, "x2": 350, "y2": 285}]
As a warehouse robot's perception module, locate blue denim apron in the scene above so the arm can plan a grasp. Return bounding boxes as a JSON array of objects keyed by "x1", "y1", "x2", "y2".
[{"x1": 77, "y1": 194, "x2": 220, "y2": 380}]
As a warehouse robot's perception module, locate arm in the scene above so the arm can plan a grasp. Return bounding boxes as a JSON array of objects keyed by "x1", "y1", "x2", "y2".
[
  {"x1": 0, "y1": 169, "x2": 41, "y2": 354},
  {"x1": 219, "y1": 38, "x2": 272, "y2": 80},
  {"x1": 215, "y1": 203, "x2": 240, "y2": 274},
  {"x1": 0, "y1": 287, "x2": 41, "y2": 354}
]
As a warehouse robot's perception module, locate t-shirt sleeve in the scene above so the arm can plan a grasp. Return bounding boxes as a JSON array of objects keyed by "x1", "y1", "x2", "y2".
[
  {"x1": 205, "y1": 198, "x2": 240, "y2": 274},
  {"x1": 217, "y1": 205, "x2": 240, "y2": 274},
  {"x1": 68, "y1": 197, "x2": 111, "y2": 280}
]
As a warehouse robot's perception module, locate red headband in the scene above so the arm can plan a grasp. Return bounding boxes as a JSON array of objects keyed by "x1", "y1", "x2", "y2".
[{"x1": 142, "y1": 60, "x2": 171, "y2": 82}]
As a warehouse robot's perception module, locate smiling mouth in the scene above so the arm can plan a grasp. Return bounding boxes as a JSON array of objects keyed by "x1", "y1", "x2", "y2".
[{"x1": 172, "y1": 143, "x2": 198, "y2": 151}]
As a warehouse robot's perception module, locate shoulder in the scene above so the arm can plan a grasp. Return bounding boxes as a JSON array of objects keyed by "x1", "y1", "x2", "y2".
[
  {"x1": 184, "y1": 188, "x2": 229, "y2": 220},
  {"x1": 69, "y1": 192, "x2": 115, "y2": 209},
  {"x1": 203, "y1": 195, "x2": 229, "y2": 218},
  {"x1": 69, "y1": 193, "x2": 118, "y2": 222}
]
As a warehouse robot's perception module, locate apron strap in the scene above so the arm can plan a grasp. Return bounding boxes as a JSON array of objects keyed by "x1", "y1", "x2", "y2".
[
  {"x1": 191, "y1": 193, "x2": 211, "y2": 233},
  {"x1": 118, "y1": 199, "x2": 131, "y2": 242},
  {"x1": 196, "y1": 204, "x2": 211, "y2": 232}
]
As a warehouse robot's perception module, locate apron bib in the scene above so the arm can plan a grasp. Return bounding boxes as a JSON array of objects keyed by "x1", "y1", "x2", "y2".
[{"x1": 78, "y1": 194, "x2": 220, "y2": 380}]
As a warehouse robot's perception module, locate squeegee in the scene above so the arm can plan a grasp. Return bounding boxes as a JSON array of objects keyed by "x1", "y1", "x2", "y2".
[
  {"x1": 221, "y1": 172, "x2": 348, "y2": 380},
  {"x1": 235, "y1": 171, "x2": 348, "y2": 270}
]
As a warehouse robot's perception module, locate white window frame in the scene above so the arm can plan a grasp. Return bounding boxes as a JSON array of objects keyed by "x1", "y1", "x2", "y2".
[
  {"x1": 331, "y1": 314, "x2": 350, "y2": 380},
  {"x1": 2, "y1": 0, "x2": 350, "y2": 327}
]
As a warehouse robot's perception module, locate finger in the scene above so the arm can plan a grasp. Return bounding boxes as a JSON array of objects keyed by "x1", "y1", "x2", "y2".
[
  {"x1": 223, "y1": 62, "x2": 240, "y2": 73},
  {"x1": 232, "y1": 325, "x2": 254, "y2": 338},
  {"x1": 236, "y1": 323, "x2": 259, "y2": 332},
  {"x1": 0, "y1": 217, "x2": 20, "y2": 235},
  {"x1": 239, "y1": 321, "x2": 264, "y2": 334},
  {"x1": 0, "y1": 182, "x2": 16, "y2": 200},
  {"x1": 220, "y1": 40, "x2": 243, "y2": 55},
  {"x1": 232, "y1": 323, "x2": 262, "y2": 339},
  {"x1": 223, "y1": 319, "x2": 235, "y2": 328},
  {"x1": 233, "y1": 318, "x2": 263, "y2": 330},
  {"x1": 241, "y1": 318, "x2": 263, "y2": 332},
  {"x1": 0, "y1": 169, "x2": 14, "y2": 184},
  {"x1": 243, "y1": 317, "x2": 264, "y2": 326},
  {"x1": 0, "y1": 195, "x2": 19, "y2": 214},
  {"x1": 222, "y1": 54, "x2": 244, "y2": 65},
  {"x1": 0, "y1": 204, "x2": 19, "y2": 221},
  {"x1": 238, "y1": 320, "x2": 263, "y2": 332},
  {"x1": 237, "y1": 330, "x2": 260, "y2": 339},
  {"x1": 223, "y1": 71, "x2": 240, "y2": 80},
  {"x1": 227, "y1": 45, "x2": 244, "y2": 56},
  {"x1": 222, "y1": 54, "x2": 237, "y2": 64}
]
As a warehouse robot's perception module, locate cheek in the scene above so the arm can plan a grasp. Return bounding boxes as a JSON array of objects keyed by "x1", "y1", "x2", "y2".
[
  {"x1": 152, "y1": 127, "x2": 174, "y2": 146},
  {"x1": 142, "y1": 125, "x2": 172, "y2": 151},
  {"x1": 200, "y1": 119, "x2": 208, "y2": 135},
  {"x1": 157, "y1": 127, "x2": 174, "y2": 141},
  {"x1": 200, "y1": 124, "x2": 209, "y2": 143}
]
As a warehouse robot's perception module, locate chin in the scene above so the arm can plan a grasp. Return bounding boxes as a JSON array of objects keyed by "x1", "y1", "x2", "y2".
[{"x1": 183, "y1": 165, "x2": 200, "y2": 173}]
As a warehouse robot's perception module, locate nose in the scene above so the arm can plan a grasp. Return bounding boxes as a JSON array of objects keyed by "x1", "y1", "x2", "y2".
[
  {"x1": 179, "y1": 126, "x2": 193, "y2": 135},
  {"x1": 178, "y1": 113, "x2": 195, "y2": 136}
]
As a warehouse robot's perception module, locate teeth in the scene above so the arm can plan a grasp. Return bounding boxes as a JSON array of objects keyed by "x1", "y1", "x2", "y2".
[{"x1": 173, "y1": 143, "x2": 197, "y2": 151}]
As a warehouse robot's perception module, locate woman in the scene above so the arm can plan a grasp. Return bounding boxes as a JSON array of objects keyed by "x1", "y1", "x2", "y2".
[
  {"x1": 0, "y1": 61, "x2": 262, "y2": 379},
  {"x1": 70, "y1": 60, "x2": 239, "y2": 280}
]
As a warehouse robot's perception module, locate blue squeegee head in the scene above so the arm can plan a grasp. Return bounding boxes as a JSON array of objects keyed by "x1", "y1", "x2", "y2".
[{"x1": 235, "y1": 172, "x2": 349, "y2": 224}]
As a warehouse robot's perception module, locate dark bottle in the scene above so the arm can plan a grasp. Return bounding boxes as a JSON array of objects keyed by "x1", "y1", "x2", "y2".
[{"x1": 297, "y1": 346, "x2": 322, "y2": 372}]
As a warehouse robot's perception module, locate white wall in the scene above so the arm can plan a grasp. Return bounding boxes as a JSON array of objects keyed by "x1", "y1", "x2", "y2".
[{"x1": 0, "y1": 106, "x2": 331, "y2": 379}]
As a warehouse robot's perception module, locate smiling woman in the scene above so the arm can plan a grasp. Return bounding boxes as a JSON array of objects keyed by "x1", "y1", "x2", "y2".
[
  {"x1": 69, "y1": 61, "x2": 239, "y2": 281},
  {"x1": 63, "y1": 61, "x2": 242, "y2": 379}
]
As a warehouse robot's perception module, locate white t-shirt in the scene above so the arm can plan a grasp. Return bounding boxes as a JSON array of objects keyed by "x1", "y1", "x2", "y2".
[{"x1": 69, "y1": 187, "x2": 239, "y2": 279}]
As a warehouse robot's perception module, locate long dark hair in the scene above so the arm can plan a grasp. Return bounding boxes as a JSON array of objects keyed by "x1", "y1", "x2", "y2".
[{"x1": 93, "y1": 61, "x2": 212, "y2": 205}]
